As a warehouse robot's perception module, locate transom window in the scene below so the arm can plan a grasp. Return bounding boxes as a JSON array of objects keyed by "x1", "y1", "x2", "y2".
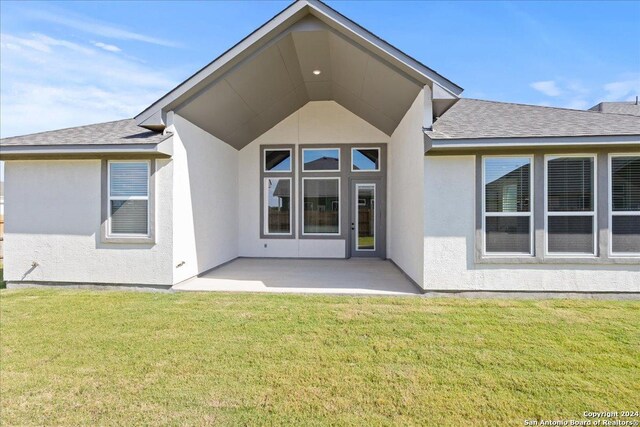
[
  {"x1": 610, "y1": 154, "x2": 640, "y2": 255},
  {"x1": 545, "y1": 155, "x2": 596, "y2": 255},
  {"x1": 108, "y1": 161, "x2": 150, "y2": 236},
  {"x1": 302, "y1": 148, "x2": 340, "y2": 172},
  {"x1": 264, "y1": 149, "x2": 292, "y2": 172},
  {"x1": 352, "y1": 148, "x2": 380, "y2": 171},
  {"x1": 482, "y1": 156, "x2": 533, "y2": 255}
]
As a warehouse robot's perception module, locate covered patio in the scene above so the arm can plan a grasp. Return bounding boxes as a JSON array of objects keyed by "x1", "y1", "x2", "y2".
[{"x1": 171, "y1": 258, "x2": 421, "y2": 295}]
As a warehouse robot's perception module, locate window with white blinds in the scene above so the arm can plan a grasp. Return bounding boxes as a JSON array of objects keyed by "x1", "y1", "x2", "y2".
[
  {"x1": 108, "y1": 161, "x2": 150, "y2": 236},
  {"x1": 610, "y1": 155, "x2": 640, "y2": 255},
  {"x1": 483, "y1": 156, "x2": 533, "y2": 255},
  {"x1": 545, "y1": 155, "x2": 596, "y2": 255}
]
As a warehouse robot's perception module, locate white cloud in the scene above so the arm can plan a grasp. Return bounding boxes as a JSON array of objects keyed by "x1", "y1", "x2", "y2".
[
  {"x1": 603, "y1": 76, "x2": 640, "y2": 101},
  {"x1": 528, "y1": 75, "x2": 640, "y2": 110},
  {"x1": 93, "y1": 41, "x2": 121, "y2": 53},
  {"x1": 0, "y1": 32, "x2": 180, "y2": 137},
  {"x1": 1, "y1": 32, "x2": 93, "y2": 54},
  {"x1": 27, "y1": 9, "x2": 180, "y2": 48},
  {"x1": 530, "y1": 80, "x2": 562, "y2": 97}
]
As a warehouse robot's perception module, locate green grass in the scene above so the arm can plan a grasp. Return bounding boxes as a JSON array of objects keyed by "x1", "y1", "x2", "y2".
[
  {"x1": 1, "y1": 289, "x2": 638, "y2": 425},
  {"x1": 358, "y1": 236, "x2": 375, "y2": 248}
]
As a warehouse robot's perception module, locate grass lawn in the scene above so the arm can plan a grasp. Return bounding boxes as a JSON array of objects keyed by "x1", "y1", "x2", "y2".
[{"x1": 1, "y1": 290, "x2": 638, "y2": 425}]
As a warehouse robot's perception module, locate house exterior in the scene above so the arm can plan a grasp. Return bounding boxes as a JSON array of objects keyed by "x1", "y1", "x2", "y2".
[{"x1": 1, "y1": 0, "x2": 638, "y2": 293}]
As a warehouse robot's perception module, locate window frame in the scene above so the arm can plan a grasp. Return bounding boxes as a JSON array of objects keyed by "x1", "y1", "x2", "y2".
[
  {"x1": 301, "y1": 176, "x2": 341, "y2": 236},
  {"x1": 263, "y1": 148, "x2": 292, "y2": 173},
  {"x1": 544, "y1": 153, "x2": 598, "y2": 257},
  {"x1": 106, "y1": 159, "x2": 152, "y2": 239},
  {"x1": 260, "y1": 145, "x2": 296, "y2": 240},
  {"x1": 302, "y1": 147, "x2": 341, "y2": 172},
  {"x1": 263, "y1": 177, "x2": 293, "y2": 236},
  {"x1": 351, "y1": 147, "x2": 381, "y2": 172},
  {"x1": 481, "y1": 155, "x2": 534, "y2": 257},
  {"x1": 608, "y1": 153, "x2": 640, "y2": 257}
]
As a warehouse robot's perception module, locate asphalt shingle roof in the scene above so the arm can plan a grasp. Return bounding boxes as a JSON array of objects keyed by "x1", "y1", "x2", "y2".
[
  {"x1": 427, "y1": 98, "x2": 640, "y2": 140},
  {"x1": 589, "y1": 101, "x2": 640, "y2": 117},
  {"x1": 0, "y1": 119, "x2": 169, "y2": 147}
]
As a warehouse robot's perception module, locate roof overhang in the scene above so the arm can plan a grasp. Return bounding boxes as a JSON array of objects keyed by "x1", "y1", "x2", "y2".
[
  {"x1": 0, "y1": 139, "x2": 173, "y2": 160},
  {"x1": 136, "y1": 0, "x2": 462, "y2": 149},
  {"x1": 424, "y1": 134, "x2": 640, "y2": 155}
]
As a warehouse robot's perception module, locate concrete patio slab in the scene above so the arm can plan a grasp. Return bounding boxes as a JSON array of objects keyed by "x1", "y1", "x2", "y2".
[{"x1": 172, "y1": 258, "x2": 421, "y2": 295}]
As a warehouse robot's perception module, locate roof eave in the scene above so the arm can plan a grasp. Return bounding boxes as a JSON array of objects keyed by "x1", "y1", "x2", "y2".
[
  {"x1": 135, "y1": 0, "x2": 462, "y2": 131},
  {"x1": 424, "y1": 133, "x2": 640, "y2": 154},
  {"x1": 0, "y1": 139, "x2": 173, "y2": 160}
]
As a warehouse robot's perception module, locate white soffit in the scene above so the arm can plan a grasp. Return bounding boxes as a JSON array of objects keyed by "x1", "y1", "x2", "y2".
[{"x1": 136, "y1": 0, "x2": 462, "y2": 149}]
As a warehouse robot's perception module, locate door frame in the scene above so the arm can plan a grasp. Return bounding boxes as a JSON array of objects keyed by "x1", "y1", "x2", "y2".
[{"x1": 348, "y1": 177, "x2": 386, "y2": 258}]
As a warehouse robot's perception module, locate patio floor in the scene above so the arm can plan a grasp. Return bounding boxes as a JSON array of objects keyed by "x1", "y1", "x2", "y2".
[{"x1": 171, "y1": 258, "x2": 421, "y2": 295}]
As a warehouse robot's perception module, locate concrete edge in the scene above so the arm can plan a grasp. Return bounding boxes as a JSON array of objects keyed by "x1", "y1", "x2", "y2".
[
  {"x1": 6, "y1": 281, "x2": 173, "y2": 293},
  {"x1": 420, "y1": 290, "x2": 640, "y2": 300}
]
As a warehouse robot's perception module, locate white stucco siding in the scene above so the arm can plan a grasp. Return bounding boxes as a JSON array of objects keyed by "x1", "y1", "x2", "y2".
[
  {"x1": 387, "y1": 90, "x2": 427, "y2": 286},
  {"x1": 238, "y1": 101, "x2": 389, "y2": 258},
  {"x1": 4, "y1": 159, "x2": 173, "y2": 285},
  {"x1": 169, "y1": 114, "x2": 239, "y2": 284},
  {"x1": 424, "y1": 155, "x2": 640, "y2": 292}
]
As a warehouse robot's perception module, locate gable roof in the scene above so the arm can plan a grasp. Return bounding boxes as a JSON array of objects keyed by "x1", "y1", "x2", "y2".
[
  {"x1": 589, "y1": 101, "x2": 640, "y2": 117},
  {"x1": 134, "y1": 0, "x2": 462, "y2": 146},
  {"x1": 426, "y1": 98, "x2": 640, "y2": 141}
]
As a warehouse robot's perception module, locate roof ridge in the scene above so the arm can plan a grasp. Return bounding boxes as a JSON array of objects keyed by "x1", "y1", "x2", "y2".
[
  {"x1": 1, "y1": 118, "x2": 137, "y2": 141},
  {"x1": 460, "y1": 98, "x2": 640, "y2": 118},
  {"x1": 598, "y1": 101, "x2": 638, "y2": 105}
]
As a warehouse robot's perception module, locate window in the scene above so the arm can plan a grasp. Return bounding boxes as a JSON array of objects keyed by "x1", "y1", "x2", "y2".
[
  {"x1": 610, "y1": 155, "x2": 640, "y2": 255},
  {"x1": 108, "y1": 161, "x2": 150, "y2": 236},
  {"x1": 352, "y1": 148, "x2": 380, "y2": 171},
  {"x1": 260, "y1": 145, "x2": 295, "y2": 238},
  {"x1": 302, "y1": 178, "x2": 340, "y2": 234},
  {"x1": 302, "y1": 148, "x2": 340, "y2": 172},
  {"x1": 545, "y1": 155, "x2": 596, "y2": 255},
  {"x1": 264, "y1": 178, "x2": 291, "y2": 235},
  {"x1": 264, "y1": 149, "x2": 291, "y2": 172},
  {"x1": 483, "y1": 156, "x2": 533, "y2": 255}
]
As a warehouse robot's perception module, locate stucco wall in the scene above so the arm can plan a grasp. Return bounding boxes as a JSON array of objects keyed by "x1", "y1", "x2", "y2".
[
  {"x1": 169, "y1": 114, "x2": 239, "y2": 284},
  {"x1": 423, "y1": 155, "x2": 640, "y2": 292},
  {"x1": 387, "y1": 90, "x2": 426, "y2": 286},
  {"x1": 238, "y1": 101, "x2": 389, "y2": 258},
  {"x1": 3, "y1": 159, "x2": 174, "y2": 285}
]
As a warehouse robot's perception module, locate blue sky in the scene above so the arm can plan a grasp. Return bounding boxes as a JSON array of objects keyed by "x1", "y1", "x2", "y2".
[{"x1": 1, "y1": 0, "x2": 639, "y2": 140}]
